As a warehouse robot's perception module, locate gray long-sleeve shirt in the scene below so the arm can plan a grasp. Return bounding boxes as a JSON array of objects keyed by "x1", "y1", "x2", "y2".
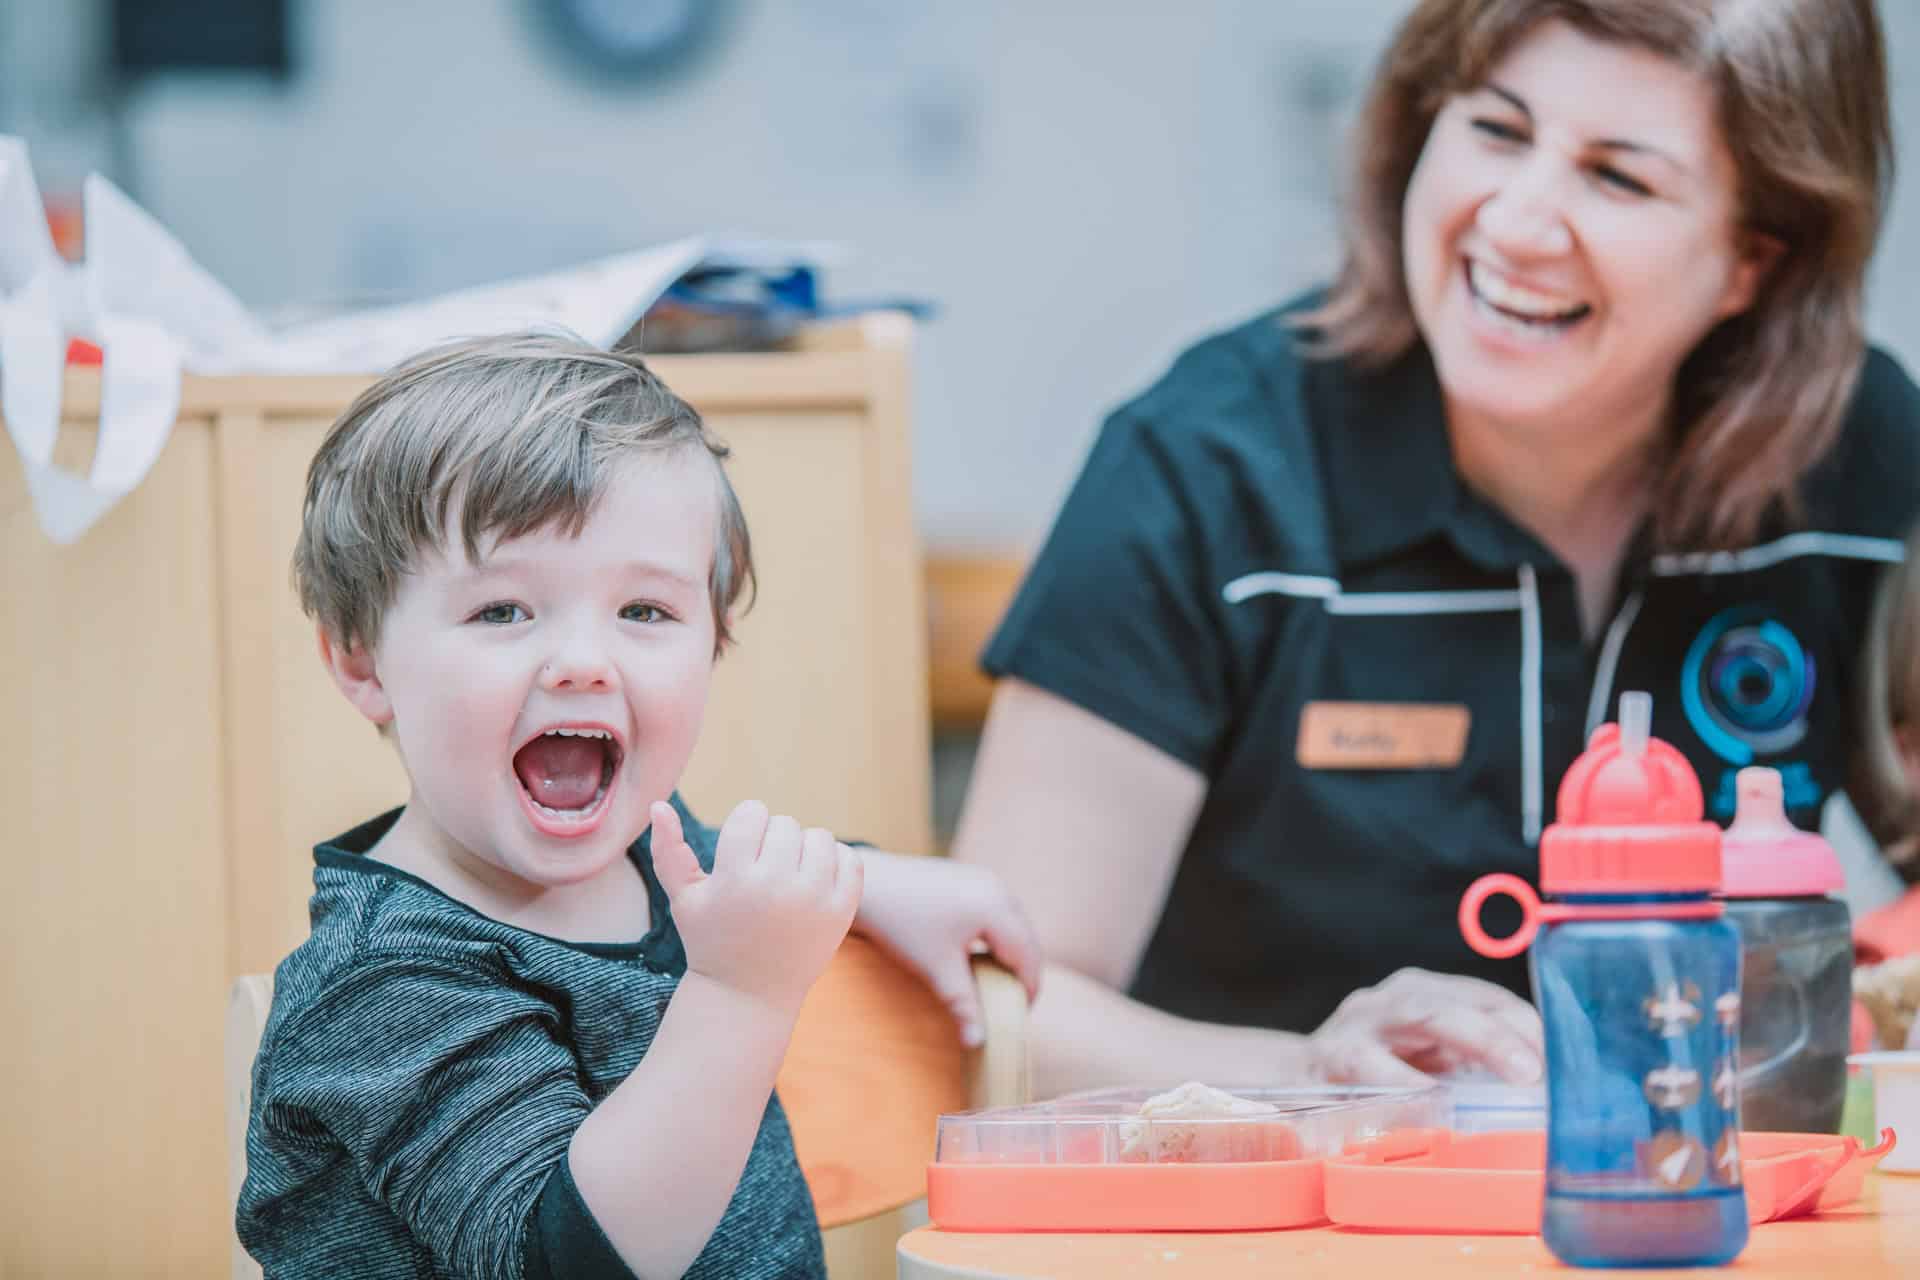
[{"x1": 237, "y1": 798, "x2": 824, "y2": 1279}]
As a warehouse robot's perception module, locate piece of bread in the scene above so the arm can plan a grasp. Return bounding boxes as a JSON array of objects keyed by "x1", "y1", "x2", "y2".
[
  {"x1": 1117, "y1": 1082, "x2": 1293, "y2": 1163},
  {"x1": 1854, "y1": 953, "x2": 1920, "y2": 1051}
]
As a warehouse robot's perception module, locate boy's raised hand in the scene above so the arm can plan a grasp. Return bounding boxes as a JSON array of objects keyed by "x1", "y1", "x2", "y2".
[{"x1": 650, "y1": 799, "x2": 863, "y2": 1016}]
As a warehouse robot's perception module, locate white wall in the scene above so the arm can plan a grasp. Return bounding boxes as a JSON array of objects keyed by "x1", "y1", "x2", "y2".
[
  {"x1": 1872, "y1": 3, "x2": 1920, "y2": 372},
  {"x1": 28, "y1": 0, "x2": 1920, "y2": 550},
  {"x1": 105, "y1": 0, "x2": 1403, "y2": 549}
]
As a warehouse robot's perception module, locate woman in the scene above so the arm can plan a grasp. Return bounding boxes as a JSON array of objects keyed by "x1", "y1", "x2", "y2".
[{"x1": 955, "y1": 0, "x2": 1919, "y2": 1095}]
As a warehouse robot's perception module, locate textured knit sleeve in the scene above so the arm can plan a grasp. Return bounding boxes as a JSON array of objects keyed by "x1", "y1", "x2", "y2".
[{"x1": 243, "y1": 955, "x2": 631, "y2": 1280}]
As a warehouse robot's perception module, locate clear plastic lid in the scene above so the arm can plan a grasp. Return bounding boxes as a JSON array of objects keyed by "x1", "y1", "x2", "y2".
[
  {"x1": 1445, "y1": 1080, "x2": 1547, "y2": 1133},
  {"x1": 932, "y1": 1083, "x2": 1444, "y2": 1166}
]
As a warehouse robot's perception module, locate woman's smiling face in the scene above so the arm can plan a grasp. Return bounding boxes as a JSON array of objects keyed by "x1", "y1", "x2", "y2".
[{"x1": 1402, "y1": 19, "x2": 1775, "y2": 437}]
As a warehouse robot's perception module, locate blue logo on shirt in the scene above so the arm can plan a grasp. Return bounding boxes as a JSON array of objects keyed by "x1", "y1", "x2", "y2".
[{"x1": 1680, "y1": 606, "x2": 1815, "y2": 766}]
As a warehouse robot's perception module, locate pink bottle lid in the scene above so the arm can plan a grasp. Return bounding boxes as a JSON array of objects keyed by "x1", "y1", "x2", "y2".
[
  {"x1": 1461, "y1": 693, "x2": 1727, "y2": 959},
  {"x1": 1719, "y1": 766, "x2": 1844, "y2": 898},
  {"x1": 1537, "y1": 693, "x2": 1722, "y2": 895}
]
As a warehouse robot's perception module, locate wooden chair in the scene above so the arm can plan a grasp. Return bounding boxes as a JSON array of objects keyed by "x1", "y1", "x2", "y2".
[
  {"x1": 225, "y1": 936, "x2": 1030, "y2": 1280},
  {"x1": 924, "y1": 553, "x2": 1028, "y2": 734}
]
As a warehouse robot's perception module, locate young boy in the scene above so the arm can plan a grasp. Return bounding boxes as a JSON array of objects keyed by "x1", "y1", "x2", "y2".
[{"x1": 237, "y1": 333, "x2": 1040, "y2": 1279}]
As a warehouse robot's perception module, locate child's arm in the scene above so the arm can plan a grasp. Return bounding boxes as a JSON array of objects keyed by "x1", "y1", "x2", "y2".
[
  {"x1": 567, "y1": 799, "x2": 860, "y2": 1278},
  {"x1": 239, "y1": 801, "x2": 852, "y2": 1280},
  {"x1": 851, "y1": 850, "x2": 1044, "y2": 1047}
]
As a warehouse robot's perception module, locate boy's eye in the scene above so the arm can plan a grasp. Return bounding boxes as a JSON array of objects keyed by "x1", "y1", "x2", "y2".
[
  {"x1": 621, "y1": 603, "x2": 672, "y2": 624},
  {"x1": 470, "y1": 602, "x2": 528, "y2": 625}
]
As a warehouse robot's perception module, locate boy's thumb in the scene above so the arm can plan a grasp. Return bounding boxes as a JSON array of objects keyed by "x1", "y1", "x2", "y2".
[{"x1": 648, "y1": 801, "x2": 705, "y2": 901}]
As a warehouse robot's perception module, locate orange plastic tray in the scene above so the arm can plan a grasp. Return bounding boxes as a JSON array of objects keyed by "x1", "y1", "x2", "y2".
[
  {"x1": 926, "y1": 1158, "x2": 1330, "y2": 1233},
  {"x1": 927, "y1": 1085, "x2": 1445, "y2": 1233},
  {"x1": 1322, "y1": 1127, "x2": 1897, "y2": 1234}
]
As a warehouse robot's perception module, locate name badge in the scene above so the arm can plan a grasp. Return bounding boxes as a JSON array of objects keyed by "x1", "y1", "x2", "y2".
[{"x1": 1296, "y1": 702, "x2": 1471, "y2": 770}]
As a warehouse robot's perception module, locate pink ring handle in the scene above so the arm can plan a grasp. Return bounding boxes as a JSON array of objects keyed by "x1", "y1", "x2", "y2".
[{"x1": 1459, "y1": 873, "x2": 1542, "y2": 959}]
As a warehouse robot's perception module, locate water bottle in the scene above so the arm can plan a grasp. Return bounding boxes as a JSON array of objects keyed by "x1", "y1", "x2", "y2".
[
  {"x1": 1461, "y1": 693, "x2": 1748, "y2": 1267},
  {"x1": 1719, "y1": 766, "x2": 1852, "y2": 1133}
]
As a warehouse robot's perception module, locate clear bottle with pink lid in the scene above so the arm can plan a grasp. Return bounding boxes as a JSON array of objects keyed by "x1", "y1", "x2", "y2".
[
  {"x1": 1459, "y1": 692, "x2": 1747, "y2": 1267},
  {"x1": 1718, "y1": 765, "x2": 1852, "y2": 1134}
]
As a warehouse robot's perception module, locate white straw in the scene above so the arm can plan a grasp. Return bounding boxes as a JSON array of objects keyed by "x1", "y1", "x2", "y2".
[{"x1": 1618, "y1": 691, "x2": 1652, "y2": 758}]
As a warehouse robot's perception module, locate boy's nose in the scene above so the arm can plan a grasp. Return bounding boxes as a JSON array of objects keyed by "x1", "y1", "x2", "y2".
[
  {"x1": 541, "y1": 661, "x2": 616, "y2": 692},
  {"x1": 540, "y1": 638, "x2": 619, "y2": 693}
]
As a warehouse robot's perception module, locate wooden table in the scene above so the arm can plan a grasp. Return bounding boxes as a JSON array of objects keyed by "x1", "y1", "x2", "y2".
[{"x1": 898, "y1": 1173, "x2": 1920, "y2": 1278}]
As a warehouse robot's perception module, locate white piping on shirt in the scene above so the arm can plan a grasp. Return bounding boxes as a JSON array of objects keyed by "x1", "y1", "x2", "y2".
[
  {"x1": 1221, "y1": 571, "x2": 1340, "y2": 603},
  {"x1": 1225, "y1": 531, "x2": 1905, "y2": 848},
  {"x1": 1221, "y1": 573, "x2": 1520, "y2": 614},
  {"x1": 1518, "y1": 565, "x2": 1543, "y2": 845},
  {"x1": 1220, "y1": 568, "x2": 1539, "y2": 842},
  {"x1": 1651, "y1": 531, "x2": 1903, "y2": 576},
  {"x1": 1584, "y1": 589, "x2": 1645, "y2": 739},
  {"x1": 1328, "y1": 589, "x2": 1522, "y2": 616}
]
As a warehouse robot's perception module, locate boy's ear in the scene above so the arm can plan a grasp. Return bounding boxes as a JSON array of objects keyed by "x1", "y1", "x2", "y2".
[{"x1": 316, "y1": 625, "x2": 394, "y2": 727}]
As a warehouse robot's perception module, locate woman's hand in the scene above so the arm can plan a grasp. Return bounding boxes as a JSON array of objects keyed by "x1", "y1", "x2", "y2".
[
  {"x1": 853, "y1": 850, "x2": 1043, "y2": 1048},
  {"x1": 1306, "y1": 967, "x2": 1544, "y2": 1086},
  {"x1": 651, "y1": 799, "x2": 863, "y2": 1019}
]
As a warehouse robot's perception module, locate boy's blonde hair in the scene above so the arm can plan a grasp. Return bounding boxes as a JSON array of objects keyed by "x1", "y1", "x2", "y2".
[
  {"x1": 293, "y1": 332, "x2": 754, "y2": 655},
  {"x1": 1857, "y1": 526, "x2": 1920, "y2": 875}
]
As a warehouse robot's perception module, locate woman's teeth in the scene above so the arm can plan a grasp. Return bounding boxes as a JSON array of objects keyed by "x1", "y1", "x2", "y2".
[{"x1": 1467, "y1": 260, "x2": 1590, "y2": 329}]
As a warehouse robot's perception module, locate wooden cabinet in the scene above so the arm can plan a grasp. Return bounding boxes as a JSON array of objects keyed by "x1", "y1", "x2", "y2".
[{"x1": 0, "y1": 317, "x2": 931, "y2": 1274}]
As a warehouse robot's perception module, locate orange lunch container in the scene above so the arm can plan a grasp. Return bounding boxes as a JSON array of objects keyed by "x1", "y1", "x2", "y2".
[
  {"x1": 1321, "y1": 1126, "x2": 1897, "y2": 1234},
  {"x1": 926, "y1": 1085, "x2": 1445, "y2": 1233}
]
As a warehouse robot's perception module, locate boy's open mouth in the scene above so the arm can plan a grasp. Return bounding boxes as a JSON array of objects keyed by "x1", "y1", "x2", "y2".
[{"x1": 512, "y1": 726, "x2": 623, "y2": 831}]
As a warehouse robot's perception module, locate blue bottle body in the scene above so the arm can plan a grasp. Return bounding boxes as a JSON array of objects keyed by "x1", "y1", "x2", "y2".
[{"x1": 1531, "y1": 895, "x2": 1749, "y2": 1267}]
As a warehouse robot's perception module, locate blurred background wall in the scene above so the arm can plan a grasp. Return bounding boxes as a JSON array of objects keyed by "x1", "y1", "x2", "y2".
[{"x1": 12, "y1": 0, "x2": 1915, "y2": 557}]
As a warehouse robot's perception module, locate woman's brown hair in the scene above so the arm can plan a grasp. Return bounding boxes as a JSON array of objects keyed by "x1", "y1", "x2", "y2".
[{"x1": 1301, "y1": 0, "x2": 1893, "y2": 552}]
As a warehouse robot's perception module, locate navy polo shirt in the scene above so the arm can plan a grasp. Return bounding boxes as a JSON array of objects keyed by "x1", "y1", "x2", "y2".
[{"x1": 984, "y1": 300, "x2": 1920, "y2": 1033}]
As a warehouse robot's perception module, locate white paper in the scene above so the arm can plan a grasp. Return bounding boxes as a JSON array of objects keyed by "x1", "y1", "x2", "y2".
[
  {"x1": 2, "y1": 137, "x2": 240, "y2": 543},
  {"x1": 0, "y1": 135, "x2": 839, "y2": 543},
  {"x1": 224, "y1": 238, "x2": 710, "y2": 375}
]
